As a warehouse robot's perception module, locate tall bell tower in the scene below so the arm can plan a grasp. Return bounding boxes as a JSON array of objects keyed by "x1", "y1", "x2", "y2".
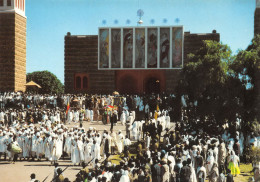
[
  {"x1": 255, "y1": 0, "x2": 260, "y2": 35},
  {"x1": 0, "y1": 0, "x2": 26, "y2": 92}
]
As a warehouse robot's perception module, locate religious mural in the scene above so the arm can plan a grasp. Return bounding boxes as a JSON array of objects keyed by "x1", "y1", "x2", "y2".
[
  {"x1": 172, "y1": 27, "x2": 183, "y2": 68},
  {"x1": 135, "y1": 28, "x2": 145, "y2": 68},
  {"x1": 111, "y1": 29, "x2": 121, "y2": 68},
  {"x1": 98, "y1": 26, "x2": 183, "y2": 69},
  {"x1": 160, "y1": 28, "x2": 170, "y2": 68},
  {"x1": 123, "y1": 29, "x2": 133, "y2": 68},
  {"x1": 99, "y1": 29, "x2": 109, "y2": 68},
  {"x1": 147, "y1": 28, "x2": 158, "y2": 68}
]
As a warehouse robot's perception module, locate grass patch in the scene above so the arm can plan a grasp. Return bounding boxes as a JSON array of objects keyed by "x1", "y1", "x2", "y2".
[{"x1": 108, "y1": 154, "x2": 137, "y2": 165}]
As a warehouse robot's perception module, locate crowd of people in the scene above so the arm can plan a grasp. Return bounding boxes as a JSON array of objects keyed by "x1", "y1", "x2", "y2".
[{"x1": 0, "y1": 92, "x2": 259, "y2": 181}]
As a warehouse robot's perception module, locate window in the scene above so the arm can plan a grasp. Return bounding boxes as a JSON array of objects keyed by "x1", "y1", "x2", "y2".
[
  {"x1": 83, "y1": 77, "x2": 88, "y2": 89},
  {"x1": 0, "y1": 0, "x2": 3, "y2": 6},
  {"x1": 7, "y1": 0, "x2": 11, "y2": 6},
  {"x1": 74, "y1": 73, "x2": 89, "y2": 90},
  {"x1": 75, "y1": 76, "x2": 81, "y2": 89}
]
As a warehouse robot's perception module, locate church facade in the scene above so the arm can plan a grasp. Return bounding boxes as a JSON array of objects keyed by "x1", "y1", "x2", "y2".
[{"x1": 64, "y1": 30, "x2": 220, "y2": 94}]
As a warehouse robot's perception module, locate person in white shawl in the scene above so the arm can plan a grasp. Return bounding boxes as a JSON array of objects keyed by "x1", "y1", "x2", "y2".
[
  {"x1": 31, "y1": 133, "x2": 38, "y2": 160},
  {"x1": 131, "y1": 121, "x2": 138, "y2": 140},
  {"x1": 207, "y1": 150, "x2": 215, "y2": 175},
  {"x1": 51, "y1": 135, "x2": 63, "y2": 163},
  {"x1": 119, "y1": 170, "x2": 130, "y2": 182},
  {"x1": 83, "y1": 139, "x2": 92, "y2": 164},
  {"x1": 22, "y1": 131, "x2": 31, "y2": 159},
  {"x1": 64, "y1": 133, "x2": 72, "y2": 156},
  {"x1": 120, "y1": 111, "x2": 126, "y2": 125},
  {"x1": 74, "y1": 110, "x2": 79, "y2": 123},
  {"x1": 44, "y1": 134, "x2": 52, "y2": 160},
  {"x1": 117, "y1": 131, "x2": 124, "y2": 153},
  {"x1": 91, "y1": 140, "x2": 101, "y2": 165},
  {"x1": 197, "y1": 165, "x2": 207, "y2": 182},
  {"x1": 71, "y1": 136, "x2": 83, "y2": 165},
  {"x1": 90, "y1": 110, "x2": 94, "y2": 122},
  {"x1": 35, "y1": 133, "x2": 43, "y2": 160},
  {"x1": 85, "y1": 109, "x2": 90, "y2": 121}
]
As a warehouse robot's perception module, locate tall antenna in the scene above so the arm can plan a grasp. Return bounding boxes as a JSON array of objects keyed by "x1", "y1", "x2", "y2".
[{"x1": 137, "y1": 9, "x2": 144, "y2": 25}]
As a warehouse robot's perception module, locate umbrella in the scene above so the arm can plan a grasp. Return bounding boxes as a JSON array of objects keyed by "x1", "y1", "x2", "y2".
[
  {"x1": 113, "y1": 91, "x2": 119, "y2": 95},
  {"x1": 24, "y1": 81, "x2": 41, "y2": 88}
]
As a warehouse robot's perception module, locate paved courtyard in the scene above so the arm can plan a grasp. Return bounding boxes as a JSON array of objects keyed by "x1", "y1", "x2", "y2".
[{"x1": 0, "y1": 120, "x2": 174, "y2": 182}]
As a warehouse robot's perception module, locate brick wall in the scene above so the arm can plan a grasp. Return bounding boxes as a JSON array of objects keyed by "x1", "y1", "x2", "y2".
[
  {"x1": 255, "y1": 8, "x2": 260, "y2": 36},
  {"x1": 64, "y1": 34, "x2": 115, "y2": 94},
  {"x1": 14, "y1": 13, "x2": 26, "y2": 92},
  {"x1": 255, "y1": 8, "x2": 260, "y2": 120},
  {"x1": 0, "y1": 12, "x2": 26, "y2": 92},
  {"x1": 0, "y1": 13, "x2": 15, "y2": 92}
]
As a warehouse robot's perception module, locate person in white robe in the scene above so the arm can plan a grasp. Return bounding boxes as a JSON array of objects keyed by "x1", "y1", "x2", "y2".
[
  {"x1": 84, "y1": 139, "x2": 92, "y2": 164},
  {"x1": 0, "y1": 131, "x2": 7, "y2": 159},
  {"x1": 132, "y1": 111, "x2": 136, "y2": 121},
  {"x1": 119, "y1": 170, "x2": 130, "y2": 182},
  {"x1": 64, "y1": 133, "x2": 72, "y2": 156},
  {"x1": 44, "y1": 134, "x2": 52, "y2": 161},
  {"x1": 120, "y1": 111, "x2": 126, "y2": 126},
  {"x1": 165, "y1": 114, "x2": 171, "y2": 129},
  {"x1": 4, "y1": 133, "x2": 13, "y2": 161},
  {"x1": 31, "y1": 133, "x2": 38, "y2": 160},
  {"x1": 91, "y1": 140, "x2": 101, "y2": 165},
  {"x1": 117, "y1": 131, "x2": 124, "y2": 153},
  {"x1": 74, "y1": 110, "x2": 79, "y2": 123},
  {"x1": 35, "y1": 133, "x2": 43, "y2": 160},
  {"x1": 71, "y1": 136, "x2": 83, "y2": 165},
  {"x1": 22, "y1": 132, "x2": 30, "y2": 159},
  {"x1": 67, "y1": 110, "x2": 73, "y2": 124},
  {"x1": 207, "y1": 150, "x2": 215, "y2": 175},
  {"x1": 17, "y1": 132, "x2": 23, "y2": 160},
  {"x1": 85, "y1": 109, "x2": 90, "y2": 121},
  {"x1": 131, "y1": 121, "x2": 138, "y2": 140},
  {"x1": 90, "y1": 110, "x2": 94, "y2": 122}
]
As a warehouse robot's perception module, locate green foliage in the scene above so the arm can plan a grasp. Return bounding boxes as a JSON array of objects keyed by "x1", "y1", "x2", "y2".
[
  {"x1": 228, "y1": 35, "x2": 260, "y2": 132},
  {"x1": 177, "y1": 36, "x2": 260, "y2": 133},
  {"x1": 177, "y1": 40, "x2": 232, "y2": 129},
  {"x1": 26, "y1": 71, "x2": 64, "y2": 94},
  {"x1": 250, "y1": 147, "x2": 260, "y2": 164}
]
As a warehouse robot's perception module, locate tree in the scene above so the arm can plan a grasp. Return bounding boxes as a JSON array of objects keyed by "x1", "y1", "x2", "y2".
[
  {"x1": 176, "y1": 40, "x2": 232, "y2": 132},
  {"x1": 229, "y1": 35, "x2": 260, "y2": 133},
  {"x1": 26, "y1": 71, "x2": 64, "y2": 94}
]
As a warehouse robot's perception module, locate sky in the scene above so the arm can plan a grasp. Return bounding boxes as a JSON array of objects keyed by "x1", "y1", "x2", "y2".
[{"x1": 26, "y1": 0, "x2": 256, "y2": 83}]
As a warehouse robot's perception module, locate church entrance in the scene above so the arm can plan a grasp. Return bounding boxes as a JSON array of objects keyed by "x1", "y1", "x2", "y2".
[{"x1": 145, "y1": 77, "x2": 160, "y2": 94}]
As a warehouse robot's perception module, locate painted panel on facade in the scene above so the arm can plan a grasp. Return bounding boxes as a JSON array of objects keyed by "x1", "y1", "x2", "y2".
[
  {"x1": 123, "y1": 28, "x2": 133, "y2": 68},
  {"x1": 99, "y1": 29, "x2": 109, "y2": 68},
  {"x1": 172, "y1": 27, "x2": 183, "y2": 68},
  {"x1": 147, "y1": 28, "x2": 158, "y2": 68},
  {"x1": 160, "y1": 28, "x2": 170, "y2": 68},
  {"x1": 111, "y1": 29, "x2": 121, "y2": 68},
  {"x1": 135, "y1": 28, "x2": 145, "y2": 68}
]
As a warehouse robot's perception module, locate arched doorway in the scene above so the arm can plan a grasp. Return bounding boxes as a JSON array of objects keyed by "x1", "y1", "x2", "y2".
[
  {"x1": 118, "y1": 75, "x2": 137, "y2": 94},
  {"x1": 145, "y1": 77, "x2": 160, "y2": 94}
]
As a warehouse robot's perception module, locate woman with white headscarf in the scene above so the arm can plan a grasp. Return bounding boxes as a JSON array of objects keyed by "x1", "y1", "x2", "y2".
[
  {"x1": 119, "y1": 170, "x2": 130, "y2": 182},
  {"x1": 209, "y1": 162, "x2": 219, "y2": 182},
  {"x1": 206, "y1": 150, "x2": 215, "y2": 175},
  {"x1": 228, "y1": 150, "x2": 240, "y2": 176}
]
